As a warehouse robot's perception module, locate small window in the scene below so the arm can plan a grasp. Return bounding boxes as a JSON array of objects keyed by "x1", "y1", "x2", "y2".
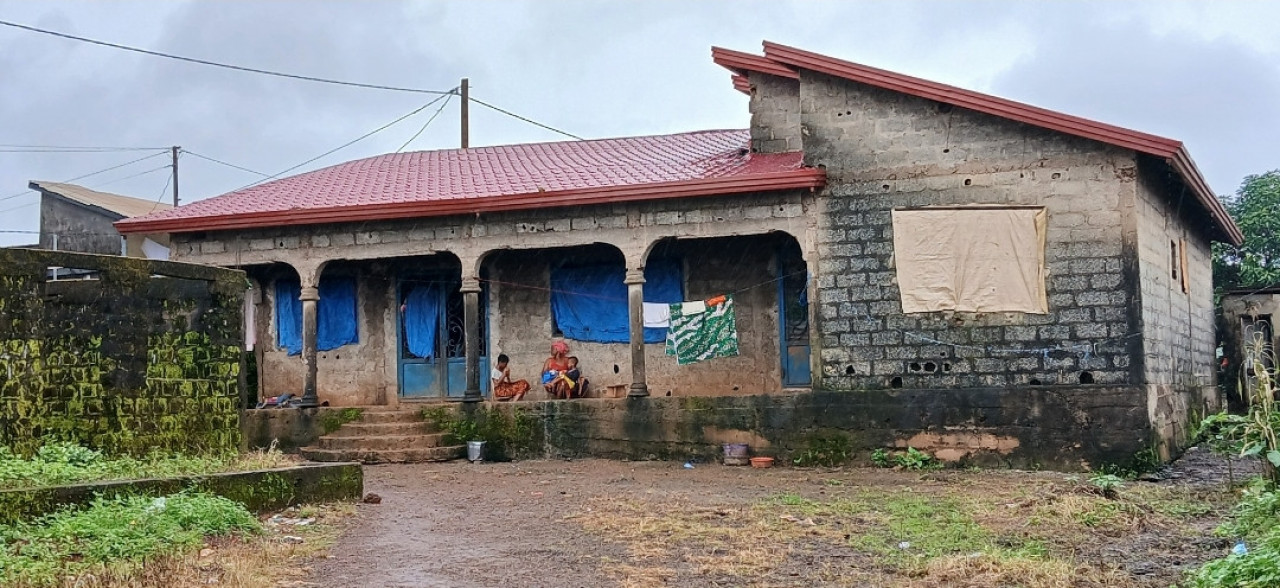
[
  {"x1": 1179, "y1": 238, "x2": 1189, "y2": 294},
  {"x1": 891, "y1": 207, "x2": 1047, "y2": 313},
  {"x1": 1170, "y1": 240, "x2": 1179, "y2": 282},
  {"x1": 275, "y1": 277, "x2": 359, "y2": 355}
]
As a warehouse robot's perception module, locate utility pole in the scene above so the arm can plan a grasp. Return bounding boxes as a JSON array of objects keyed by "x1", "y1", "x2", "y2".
[
  {"x1": 171, "y1": 146, "x2": 180, "y2": 207},
  {"x1": 460, "y1": 78, "x2": 469, "y2": 149}
]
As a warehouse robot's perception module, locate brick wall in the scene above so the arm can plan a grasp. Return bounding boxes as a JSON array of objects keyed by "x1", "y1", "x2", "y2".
[
  {"x1": 794, "y1": 71, "x2": 1142, "y2": 391},
  {"x1": 749, "y1": 73, "x2": 801, "y2": 154},
  {"x1": 1134, "y1": 158, "x2": 1219, "y2": 456},
  {"x1": 0, "y1": 249, "x2": 244, "y2": 456}
]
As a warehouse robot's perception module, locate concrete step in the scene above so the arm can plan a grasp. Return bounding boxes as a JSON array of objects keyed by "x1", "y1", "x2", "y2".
[
  {"x1": 317, "y1": 433, "x2": 448, "y2": 451},
  {"x1": 328, "y1": 421, "x2": 433, "y2": 437},
  {"x1": 300, "y1": 445, "x2": 465, "y2": 464},
  {"x1": 357, "y1": 410, "x2": 427, "y2": 424}
]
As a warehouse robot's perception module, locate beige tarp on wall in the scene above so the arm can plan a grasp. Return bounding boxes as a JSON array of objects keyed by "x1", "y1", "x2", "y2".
[{"x1": 891, "y1": 207, "x2": 1048, "y2": 314}]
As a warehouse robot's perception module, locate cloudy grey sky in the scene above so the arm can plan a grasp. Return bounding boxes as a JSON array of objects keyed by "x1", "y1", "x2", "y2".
[{"x1": 1, "y1": 1, "x2": 1277, "y2": 246}]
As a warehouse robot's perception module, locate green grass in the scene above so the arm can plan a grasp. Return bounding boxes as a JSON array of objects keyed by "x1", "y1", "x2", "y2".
[
  {"x1": 1186, "y1": 480, "x2": 1280, "y2": 587},
  {"x1": 0, "y1": 492, "x2": 260, "y2": 586},
  {"x1": 0, "y1": 442, "x2": 298, "y2": 491}
]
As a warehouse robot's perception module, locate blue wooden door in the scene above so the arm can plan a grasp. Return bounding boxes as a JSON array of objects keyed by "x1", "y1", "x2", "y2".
[
  {"x1": 779, "y1": 245, "x2": 811, "y2": 387},
  {"x1": 398, "y1": 278, "x2": 489, "y2": 398}
]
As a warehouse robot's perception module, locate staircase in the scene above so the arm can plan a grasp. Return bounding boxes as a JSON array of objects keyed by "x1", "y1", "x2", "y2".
[{"x1": 301, "y1": 407, "x2": 465, "y2": 463}]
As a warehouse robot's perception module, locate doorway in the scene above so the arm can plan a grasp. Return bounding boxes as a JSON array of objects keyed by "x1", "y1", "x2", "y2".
[
  {"x1": 397, "y1": 275, "x2": 489, "y2": 398},
  {"x1": 778, "y1": 241, "x2": 811, "y2": 387}
]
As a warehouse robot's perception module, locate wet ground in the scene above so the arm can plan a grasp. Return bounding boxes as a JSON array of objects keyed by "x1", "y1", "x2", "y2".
[{"x1": 306, "y1": 449, "x2": 1255, "y2": 588}]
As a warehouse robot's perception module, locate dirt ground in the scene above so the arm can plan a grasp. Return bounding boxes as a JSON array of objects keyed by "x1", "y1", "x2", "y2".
[{"x1": 304, "y1": 449, "x2": 1253, "y2": 588}]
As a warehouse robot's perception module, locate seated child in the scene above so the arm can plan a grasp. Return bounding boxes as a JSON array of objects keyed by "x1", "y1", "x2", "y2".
[
  {"x1": 491, "y1": 354, "x2": 530, "y2": 401},
  {"x1": 547, "y1": 356, "x2": 583, "y2": 399}
]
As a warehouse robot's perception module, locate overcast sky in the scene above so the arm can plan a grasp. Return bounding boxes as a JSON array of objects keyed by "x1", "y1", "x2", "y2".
[{"x1": 1, "y1": 1, "x2": 1277, "y2": 246}]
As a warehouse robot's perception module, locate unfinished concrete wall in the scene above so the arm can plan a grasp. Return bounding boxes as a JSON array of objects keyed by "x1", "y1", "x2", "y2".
[
  {"x1": 749, "y1": 72, "x2": 801, "y2": 154},
  {"x1": 0, "y1": 249, "x2": 244, "y2": 456},
  {"x1": 38, "y1": 195, "x2": 122, "y2": 255},
  {"x1": 255, "y1": 263, "x2": 392, "y2": 407},
  {"x1": 1221, "y1": 290, "x2": 1280, "y2": 411},
  {"x1": 486, "y1": 235, "x2": 785, "y2": 399},
  {"x1": 499, "y1": 386, "x2": 1152, "y2": 471},
  {"x1": 1135, "y1": 159, "x2": 1219, "y2": 457},
  {"x1": 797, "y1": 71, "x2": 1142, "y2": 391}
]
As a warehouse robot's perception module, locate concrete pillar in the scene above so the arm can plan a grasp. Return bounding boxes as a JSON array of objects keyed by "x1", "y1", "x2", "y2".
[
  {"x1": 625, "y1": 268, "x2": 649, "y2": 398},
  {"x1": 461, "y1": 276, "x2": 483, "y2": 402},
  {"x1": 299, "y1": 285, "x2": 320, "y2": 408}
]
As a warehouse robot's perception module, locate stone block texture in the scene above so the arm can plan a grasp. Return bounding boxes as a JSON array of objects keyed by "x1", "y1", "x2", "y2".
[{"x1": 0, "y1": 249, "x2": 245, "y2": 457}]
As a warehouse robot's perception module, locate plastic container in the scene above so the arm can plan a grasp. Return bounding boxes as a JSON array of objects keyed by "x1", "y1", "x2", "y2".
[
  {"x1": 749, "y1": 456, "x2": 775, "y2": 469},
  {"x1": 723, "y1": 443, "x2": 750, "y2": 466},
  {"x1": 467, "y1": 440, "x2": 486, "y2": 462}
]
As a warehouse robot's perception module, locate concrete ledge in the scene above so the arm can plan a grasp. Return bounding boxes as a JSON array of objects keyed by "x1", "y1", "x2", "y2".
[
  {"x1": 0, "y1": 462, "x2": 363, "y2": 525},
  {"x1": 491, "y1": 386, "x2": 1153, "y2": 471},
  {"x1": 241, "y1": 407, "x2": 355, "y2": 453}
]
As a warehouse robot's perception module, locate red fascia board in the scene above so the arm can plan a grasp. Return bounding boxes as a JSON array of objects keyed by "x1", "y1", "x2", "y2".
[
  {"x1": 731, "y1": 74, "x2": 751, "y2": 95},
  {"x1": 761, "y1": 42, "x2": 1183, "y2": 156},
  {"x1": 712, "y1": 46, "x2": 798, "y2": 79},
  {"x1": 115, "y1": 170, "x2": 827, "y2": 235},
  {"x1": 760, "y1": 41, "x2": 1244, "y2": 245},
  {"x1": 1171, "y1": 147, "x2": 1244, "y2": 245}
]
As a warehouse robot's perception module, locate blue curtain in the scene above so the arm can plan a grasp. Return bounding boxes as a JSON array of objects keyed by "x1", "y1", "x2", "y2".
[
  {"x1": 550, "y1": 259, "x2": 682, "y2": 344},
  {"x1": 276, "y1": 280, "x2": 303, "y2": 355},
  {"x1": 403, "y1": 285, "x2": 441, "y2": 358},
  {"x1": 317, "y1": 277, "x2": 359, "y2": 351},
  {"x1": 274, "y1": 277, "x2": 359, "y2": 356}
]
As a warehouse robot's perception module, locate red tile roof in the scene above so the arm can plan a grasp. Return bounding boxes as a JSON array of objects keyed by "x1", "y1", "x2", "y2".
[
  {"x1": 116, "y1": 130, "x2": 825, "y2": 234},
  {"x1": 713, "y1": 42, "x2": 1244, "y2": 245}
]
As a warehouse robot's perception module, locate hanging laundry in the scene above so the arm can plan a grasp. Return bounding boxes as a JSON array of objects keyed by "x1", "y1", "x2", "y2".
[
  {"x1": 666, "y1": 294, "x2": 740, "y2": 365},
  {"x1": 643, "y1": 302, "x2": 671, "y2": 328}
]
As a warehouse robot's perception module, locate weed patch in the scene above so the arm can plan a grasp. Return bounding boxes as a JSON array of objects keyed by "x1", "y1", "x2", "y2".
[
  {"x1": 0, "y1": 492, "x2": 259, "y2": 586},
  {"x1": 0, "y1": 442, "x2": 299, "y2": 491}
]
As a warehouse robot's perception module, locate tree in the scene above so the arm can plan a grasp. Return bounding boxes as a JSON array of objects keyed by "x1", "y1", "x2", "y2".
[{"x1": 1215, "y1": 170, "x2": 1280, "y2": 292}]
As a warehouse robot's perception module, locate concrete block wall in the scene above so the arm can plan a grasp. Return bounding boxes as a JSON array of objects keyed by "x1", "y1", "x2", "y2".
[
  {"x1": 749, "y1": 73, "x2": 801, "y2": 154},
  {"x1": 793, "y1": 71, "x2": 1143, "y2": 391},
  {"x1": 1134, "y1": 159, "x2": 1219, "y2": 456}
]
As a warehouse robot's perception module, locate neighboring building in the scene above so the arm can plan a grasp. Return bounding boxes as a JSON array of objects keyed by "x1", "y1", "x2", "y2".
[
  {"x1": 1219, "y1": 286, "x2": 1279, "y2": 412},
  {"x1": 32, "y1": 181, "x2": 172, "y2": 259},
  {"x1": 117, "y1": 42, "x2": 1242, "y2": 464}
]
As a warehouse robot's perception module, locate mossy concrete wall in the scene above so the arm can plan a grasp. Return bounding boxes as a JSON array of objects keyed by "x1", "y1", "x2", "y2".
[
  {"x1": 240, "y1": 407, "x2": 356, "y2": 453},
  {"x1": 498, "y1": 387, "x2": 1153, "y2": 471},
  {"x1": 0, "y1": 462, "x2": 362, "y2": 525},
  {"x1": 0, "y1": 249, "x2": 246, "y2": 456}
]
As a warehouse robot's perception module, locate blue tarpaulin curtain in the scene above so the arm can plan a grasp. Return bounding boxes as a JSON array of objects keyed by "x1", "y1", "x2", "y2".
[
  {"x1": 550, "y1": 259, "x2": 682, "y2": 344},
  {"x1": 403, "y1": 285, "x2": 441, "y2": 358},
  {"x1": 274, "y1": 277, "x2": 359, "y2": 356}
]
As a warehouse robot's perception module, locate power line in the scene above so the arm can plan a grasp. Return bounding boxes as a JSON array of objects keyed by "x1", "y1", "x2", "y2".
[
  {"x1": 0, "y1": 19, "x2": 455, "y2": 96},
  {"x1": 397, "y1": 94, "x2": 453, "y2": 153},
  {"x1": 470, "y1": 96, "x2": 583, "y2": 140},
  {"x1": 235, "y1": 93, "x2": 454, "y2": 192},
  {"x1": 184, "y1": 150, "x2": 269, "y2": 177},
  {"x1": 90, "y1": 164, "x2": 173, "y2": 189},
  {"x1": 149, "y1": 171, "x2": 174, "y2": 214},
  {"x1": 0, "y1": 150, "x2": 170, "y2": 202},
  {"x1": 0, "y1": 144, "x2": 168, "y2": 152}
]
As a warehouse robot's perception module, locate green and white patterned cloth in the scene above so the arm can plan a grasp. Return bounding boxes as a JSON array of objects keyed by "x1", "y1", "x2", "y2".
[{"x1": 665, "y1": 295, "x2": 740, "y2": 365}]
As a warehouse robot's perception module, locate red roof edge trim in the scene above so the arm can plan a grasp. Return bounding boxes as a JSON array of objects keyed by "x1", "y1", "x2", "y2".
[
  {"x1": 759, "y1": 41, "x2": 1244, "y2": 245},
  {"x1": 115, "y1": 169, "x2": 827, "y2": 235},
  {"x1": 731, "y1": 74, "x2": 751, "y2": 95},
  {"x1": 1170, "y1": 147, "x2": 1244, "y2": 245},
  {"x1": 711, "y1": 46, "x2": 798, "y2": 79},
  {"x1": 761, "y1": 42, "x2": 1183, "y2": 156}
]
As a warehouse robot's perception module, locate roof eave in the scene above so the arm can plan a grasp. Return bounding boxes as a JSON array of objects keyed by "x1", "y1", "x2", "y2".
[
  {"x1": 114, "y1": 169, "x2": 827, "y2": 235},
  {"x1": 1169, "y1": 147, "x2": 1244, "y2": 246},
  {"x1": 711, "y1": 46, "x2": 799, "y2": 79}
]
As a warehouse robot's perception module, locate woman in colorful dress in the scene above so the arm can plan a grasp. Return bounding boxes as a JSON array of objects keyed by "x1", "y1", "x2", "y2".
[{"x1": 491, "y1": 353, "x2": 530, "y2": 401}]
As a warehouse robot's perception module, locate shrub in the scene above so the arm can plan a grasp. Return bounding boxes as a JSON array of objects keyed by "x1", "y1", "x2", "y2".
[{"x1": 792, "y1": 433, "x2": 854, "y2": 467}]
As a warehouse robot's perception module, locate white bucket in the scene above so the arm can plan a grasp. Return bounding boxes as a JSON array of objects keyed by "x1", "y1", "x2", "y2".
[{"x1": 467, "y1": 440, "x2": 486, "y2": 462}]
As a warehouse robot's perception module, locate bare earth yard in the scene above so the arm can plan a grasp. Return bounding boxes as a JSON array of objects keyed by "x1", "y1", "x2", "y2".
[{"x1": 303, "y1": 451, "x2": 1246, "y2": 588}]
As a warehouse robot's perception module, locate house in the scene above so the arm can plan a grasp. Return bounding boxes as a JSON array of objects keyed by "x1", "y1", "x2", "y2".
[
  {"x1": 116, "y1": 41, "x2": 1241, "y2": 464},
  {"x1": 31, "y1": 180, "x2": 173, "y2": 259},
  {"x1": 1219, "y1": 286, "x2": 1279, "y2": 411}
]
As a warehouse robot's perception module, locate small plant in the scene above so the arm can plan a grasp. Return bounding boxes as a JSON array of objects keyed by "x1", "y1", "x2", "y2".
[
  {"x1": 871, "y1": 448, "x2": 893, "y2": 468},
  {"x1": 319, "y1": 407, "x2": 364, "y2": 434},
  {"x1": 894, "y1": 447, "x2": 937, "y2": 470},
  {"x1": 1087, "y1": 473, "x2": 1125, "y2": 499},
  {"x1": 791, "y1": 433, "x2": 853, "y2": 467}
]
